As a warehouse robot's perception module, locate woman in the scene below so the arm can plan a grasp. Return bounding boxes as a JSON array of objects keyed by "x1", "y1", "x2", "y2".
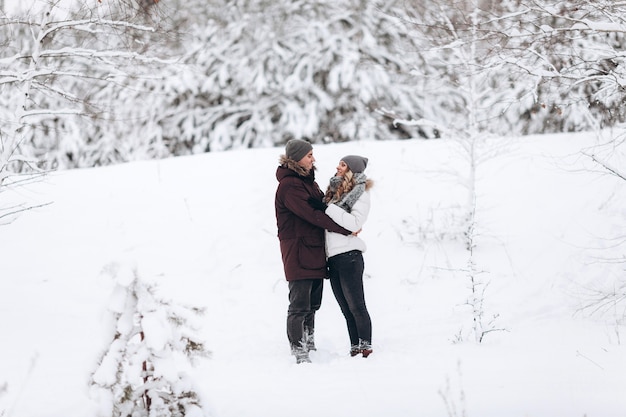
[{"x1": 308, "y1": 155, "x2": 374, "y2": 357}]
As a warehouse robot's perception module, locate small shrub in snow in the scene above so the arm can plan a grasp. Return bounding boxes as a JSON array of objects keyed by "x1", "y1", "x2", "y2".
[{"x1": 91, "y1": 263, "x2": 210, "y2": 417}]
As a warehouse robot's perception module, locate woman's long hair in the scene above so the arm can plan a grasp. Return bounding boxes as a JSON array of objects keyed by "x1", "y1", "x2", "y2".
[{"x1": 324, "y1": 170, "x2": 355, "y2": 203}]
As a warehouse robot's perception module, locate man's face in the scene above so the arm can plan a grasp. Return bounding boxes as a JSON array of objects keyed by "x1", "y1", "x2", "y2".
[{"x1": 297, "y1": 150, "x2": 315, "y2": 172}]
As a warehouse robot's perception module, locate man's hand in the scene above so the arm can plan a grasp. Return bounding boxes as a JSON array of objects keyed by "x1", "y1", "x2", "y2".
[
  {"x1": 307, "y1": 196, "x2": 327, "y2": 211},
  {"x1": 352, "y1": 228, "x2": 362, "y2": 236}
]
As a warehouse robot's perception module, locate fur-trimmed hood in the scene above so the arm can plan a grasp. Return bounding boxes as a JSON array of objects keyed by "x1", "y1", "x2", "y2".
[{"x1": 277, "y1": 154, "x2": 316, "y2": 181}]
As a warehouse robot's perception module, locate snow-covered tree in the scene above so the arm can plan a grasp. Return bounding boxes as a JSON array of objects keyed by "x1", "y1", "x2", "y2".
[
  {"x1": 391, "y1": 0, "x2": 626, "y2": 340},
  {"x1": 385, "y1": 1, "x2": 522, "y2": 341},
  {"x1": 387, "y1": 0, "x2": 626, "y2": 137},
  {"x1": 91, "y1": 263, "x2": 209, "y2": 417},
  {"x1": 0, "y1": 0, "x2": 181, "y2": 224},
  {"x1": 2, "y1": 0, "x2": 434, "y2": 171},
  {"x1": 0, "y1": 0, "x2": 175, "y2": 174},
  {"x1": 145, "y1": 0, "x2": 429, "y2": 156},
  {"x1": 378, "y1": 0, "x2": 626, "y2": 238},
  {"x1": 504, "y1": 1, "x2": 626, "y2": 134},
  {"x1": 386, "y1": 1, "x2": 516, "y2": 242}
]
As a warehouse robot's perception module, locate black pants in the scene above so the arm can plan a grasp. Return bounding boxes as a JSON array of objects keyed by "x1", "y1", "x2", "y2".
[
  {"x1": 328, "y1": 250, "x2": 372, "y2": 346},
  {"x1": 287, "y1": 279, "x2": 322, "y2": 350}
]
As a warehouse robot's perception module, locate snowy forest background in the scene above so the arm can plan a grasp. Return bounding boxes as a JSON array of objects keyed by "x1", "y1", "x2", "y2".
[
  {"x1": 2, "y1": 1, "x2": 626, "y2": 416},
  {"x1": 2, "y1": 0, "x2": 626, "y2": 177}
]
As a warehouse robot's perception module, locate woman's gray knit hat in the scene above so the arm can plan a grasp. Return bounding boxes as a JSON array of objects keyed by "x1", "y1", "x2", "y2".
[
  {"x1": 285, "y1": 139, "x2": 313, "y2": 161},
  {"x1": 342, "y1": 155, "x2": 368, "y2": 173}
]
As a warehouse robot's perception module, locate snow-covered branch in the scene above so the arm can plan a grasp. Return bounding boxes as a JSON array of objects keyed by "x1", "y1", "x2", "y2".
[
  {"x1": 37, "y1": 47, "x2": 177, "y2": 64},
  {"x1": 39, "y1": 17, "x2": 156, "y2": 39},
  {"x1": 376, "y1": 107, "x2": 447, "y2": 137}
]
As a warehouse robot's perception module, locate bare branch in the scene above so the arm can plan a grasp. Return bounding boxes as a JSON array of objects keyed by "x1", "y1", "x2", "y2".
[
  {"x1": 0, "y1": 201, "x2": 53, "y2": 224},
  {"x1": 583, "y1": 152, "x2": 626, "y2": 181}
]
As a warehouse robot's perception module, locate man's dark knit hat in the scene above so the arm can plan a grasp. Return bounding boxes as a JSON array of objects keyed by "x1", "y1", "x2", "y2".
[
  {"x1": 342, "y1": 155, "x2": 368, "y2": 173},
  {"x1": 285, "y1": 139, "x2": 313, "y2": 162}
]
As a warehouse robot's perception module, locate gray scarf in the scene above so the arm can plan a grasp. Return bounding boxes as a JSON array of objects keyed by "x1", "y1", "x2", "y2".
[{"x1": 328, "y1": 173, "x2": 367, "y2": 212}]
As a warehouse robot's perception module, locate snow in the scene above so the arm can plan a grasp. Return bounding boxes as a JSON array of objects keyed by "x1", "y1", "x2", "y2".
[{"x1": 1, "y1": 133, "x2": 626, "y2": 417}]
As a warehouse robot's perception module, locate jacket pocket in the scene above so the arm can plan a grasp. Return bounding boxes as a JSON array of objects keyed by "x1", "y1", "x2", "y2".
[{"x1": 299, "y1": 236, "x2": 326, "y2": 270}]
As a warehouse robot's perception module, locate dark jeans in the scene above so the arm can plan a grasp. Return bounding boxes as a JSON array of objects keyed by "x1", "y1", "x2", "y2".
[
  {"x1": 287, "y1": 279, "x2": 323, "y2": 350},
  {"x1": 328, "y1": 250, "x2": 371, "y2": 346}
]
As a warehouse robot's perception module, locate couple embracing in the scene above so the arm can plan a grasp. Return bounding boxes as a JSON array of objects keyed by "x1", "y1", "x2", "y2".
[{"x1": 275, "y1": 139, "x2": 374, "y2": 364}]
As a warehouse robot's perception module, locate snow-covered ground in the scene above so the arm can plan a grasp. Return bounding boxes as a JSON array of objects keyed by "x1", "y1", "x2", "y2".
[{"x1": 1, "y1": 132, "x2": 625, "y2": 417}]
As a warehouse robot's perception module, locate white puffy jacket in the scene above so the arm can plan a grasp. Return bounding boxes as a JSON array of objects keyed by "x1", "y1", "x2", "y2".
[{"x1": 324, "y1": 190, "x2": 370, "y2": 258}]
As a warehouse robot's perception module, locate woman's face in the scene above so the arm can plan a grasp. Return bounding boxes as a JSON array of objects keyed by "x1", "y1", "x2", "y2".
[{"x1": 336, "y1": 160, "x2": 349, "y2": 177}]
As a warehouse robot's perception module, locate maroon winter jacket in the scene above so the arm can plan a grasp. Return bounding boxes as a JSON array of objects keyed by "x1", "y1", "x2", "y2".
[{"x1": 275, "y1": 157, "x2": 351, "y2": 281}]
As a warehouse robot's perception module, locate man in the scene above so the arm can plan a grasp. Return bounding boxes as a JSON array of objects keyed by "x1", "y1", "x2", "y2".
[{"x1": 275, "y1": 139, "x2": 352, "y2": 364}]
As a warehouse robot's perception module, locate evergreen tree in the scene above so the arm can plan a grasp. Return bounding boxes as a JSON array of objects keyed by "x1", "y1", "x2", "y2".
[
  {"x1": 91, "y1": 263, "x2": 209, "y2": 417},
  {"x1": 147, "y1": 0, "x2": 427, "y2": 155}
]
